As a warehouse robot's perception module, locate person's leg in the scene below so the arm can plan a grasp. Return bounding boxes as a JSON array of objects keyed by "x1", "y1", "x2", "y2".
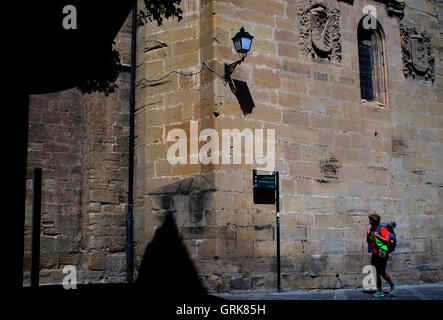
[
  {"x1": 371, "y1": 254, "x2": 384, "y2": 297},
  {"x1": 376, "y1": 271, "x2": 382, "y2": 292},
  {"x1": 383, "y1": 272, "x2": 397, "y2": 296},
  {"x1": 380, "y1": 254, "x2": 396, "y2": 296},
  {"x1": 382, "y1": 272, "x2": 394, "y2": 287},
  {"x1": 378, "y1": 254, "x2": 397, "y2": 296},
  {"x1": 379, "y1": 255, "x2": 394, "y2": 288},
  {"x1": 388, "y1": 274, "x2": 397, "y2": 296}
]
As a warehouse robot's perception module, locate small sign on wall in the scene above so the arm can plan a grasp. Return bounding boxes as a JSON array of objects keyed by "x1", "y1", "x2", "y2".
[
  {"x1": 252, "y1": 169, "x2": 281, "y2": 293},
  {"x1": 253, "y1": 170, "x2": 277, "y2": 204}
]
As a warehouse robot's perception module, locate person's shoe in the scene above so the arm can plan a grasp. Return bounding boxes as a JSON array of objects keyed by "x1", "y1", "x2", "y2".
[
  {"x1": 372, "y1": 291, "x2": 384, "y2": 298},
  {"x1": 390, "y1": 284, "x2": 397, "y2": 297}
]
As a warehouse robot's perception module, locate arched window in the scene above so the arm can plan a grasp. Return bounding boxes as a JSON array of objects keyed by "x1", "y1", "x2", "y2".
[{"x1": 358, "y1": 18, "x2": 388, "y2": 105}]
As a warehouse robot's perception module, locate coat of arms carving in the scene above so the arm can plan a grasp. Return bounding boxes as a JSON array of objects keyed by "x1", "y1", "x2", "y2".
[
  {"x1": 299, "y1": 0, "x2": 342, "y2": 62},
  {"x1": 400, "y1": 23, "x2": 435, "y2": 82}
]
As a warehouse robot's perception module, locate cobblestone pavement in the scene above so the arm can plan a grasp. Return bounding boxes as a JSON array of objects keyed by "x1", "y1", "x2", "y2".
[{"x1": 214, "y1": 284, "x2": 443, "y2": 300}]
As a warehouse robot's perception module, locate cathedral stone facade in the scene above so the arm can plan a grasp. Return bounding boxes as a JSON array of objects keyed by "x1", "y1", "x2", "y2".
[{"x1": 25, "y1": 0, "x2": 443, "y2": 292}]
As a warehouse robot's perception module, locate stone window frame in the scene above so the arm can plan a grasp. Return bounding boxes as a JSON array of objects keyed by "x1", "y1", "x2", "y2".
[{"x1": 357, "y1": 17, "x2": 389, "y2": 107}]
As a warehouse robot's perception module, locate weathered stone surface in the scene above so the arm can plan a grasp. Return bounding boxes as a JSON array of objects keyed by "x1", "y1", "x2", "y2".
[
  {"x1": 24, "y1": 14, "x2": 132, "y2": 285},
  {"x1": 26, "y1": 0, "x2": 443, "y2": 292}
]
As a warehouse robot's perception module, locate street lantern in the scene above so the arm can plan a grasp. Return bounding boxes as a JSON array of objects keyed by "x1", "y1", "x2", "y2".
[
  {"x1": 232, "y1": 26, "x2": 254, "y2": 57},
  {"x1": 224, "y1": 27, "x2": 254, "y2": 91}
]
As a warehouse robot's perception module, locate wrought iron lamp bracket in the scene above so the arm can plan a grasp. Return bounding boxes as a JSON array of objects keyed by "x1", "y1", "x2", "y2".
[{"x1": 224, "y1": 56, "x2": 245, "y2": 93}]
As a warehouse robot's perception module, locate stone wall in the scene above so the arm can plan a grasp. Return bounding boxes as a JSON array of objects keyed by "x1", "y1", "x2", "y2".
[
  {"x1": 24, "y1": 15, "x2": 132, "y2": 286},
  {"x1": 25, "y1": 89, "x2": 85, "y2": 285},
  {"x1": 135, "y1": 0, "x2": 443, "y2": 292},
  {"x1": 23, "y1": 0, "x2": 442, "y2": 291},
  {"x1": 78, "y1": 72, "x2": 130, "y2": 283},
  {"x1": 133, "y1": 0, "x2": 205, "y2": 278}
]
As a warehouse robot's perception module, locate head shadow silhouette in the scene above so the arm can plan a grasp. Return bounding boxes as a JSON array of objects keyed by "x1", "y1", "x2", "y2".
[
  {"x1": 135, "y1": 176, "x2": 216, "y2": 297},
  {"x1": 229, "y1": 79, "x2": 255, "y2": 115}
]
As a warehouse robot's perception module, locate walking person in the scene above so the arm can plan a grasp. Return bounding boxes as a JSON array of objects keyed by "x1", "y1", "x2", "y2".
[{"x1": 366, "y1": 211, "x2": 397, "y2": 297}]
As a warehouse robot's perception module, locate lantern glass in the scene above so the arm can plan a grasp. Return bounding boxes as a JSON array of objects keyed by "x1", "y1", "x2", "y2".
[
  {"x1": 234, "y1": 38, "x2": 242, "y2": 52},
  {"x1": 241, "y1": 37, "x2": 252, "y2": 52}
]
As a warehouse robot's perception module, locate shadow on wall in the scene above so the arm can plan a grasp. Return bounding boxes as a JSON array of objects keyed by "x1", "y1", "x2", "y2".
[
  {"x1": 20, "y1": 177, "x2": 221, "y2": 308},
  {"x1": 231, "y1": 79, "x2": 255, "y2": 115},
  {"x1": 136, "y1": 176, "x2": 216, "y2": 296},
  {"x1": 136, "y1": 212, "x2": 206, "y2": 295}
]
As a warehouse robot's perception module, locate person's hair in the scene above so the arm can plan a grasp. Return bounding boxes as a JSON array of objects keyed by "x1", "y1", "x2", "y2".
[{"x1": 368, "y1": 211, "x2": 381, "y2": 223}]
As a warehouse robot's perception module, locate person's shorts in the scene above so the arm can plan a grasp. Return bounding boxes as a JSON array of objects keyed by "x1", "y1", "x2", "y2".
[{"x1": 371, "y1": 252, "x2": 389, "y2": 276}]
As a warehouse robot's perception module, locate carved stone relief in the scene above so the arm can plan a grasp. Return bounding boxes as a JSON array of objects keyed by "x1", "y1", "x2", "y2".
[
  {"x1": 400, "y1": 23, "x2": 435, "y2": 82},
  {"x1": 338, "y1": 0, "x2": 405, "y2": 19},
  {"x1": 299, "y1": 0, "x2": 342, "y2": 62},
  {"x1": 382, "y1": 0, "x2": 406, "y2": 18}
]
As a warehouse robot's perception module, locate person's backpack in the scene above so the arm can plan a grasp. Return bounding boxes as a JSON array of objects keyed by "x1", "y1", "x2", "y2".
[{"x1": 378, "y1": 221, "x2": 397, "y2": 253}]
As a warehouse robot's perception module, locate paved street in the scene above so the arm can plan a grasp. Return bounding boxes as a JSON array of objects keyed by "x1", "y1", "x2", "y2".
[{"x1": 215, "y1": 284, "x2": 443, "y2": 300}]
